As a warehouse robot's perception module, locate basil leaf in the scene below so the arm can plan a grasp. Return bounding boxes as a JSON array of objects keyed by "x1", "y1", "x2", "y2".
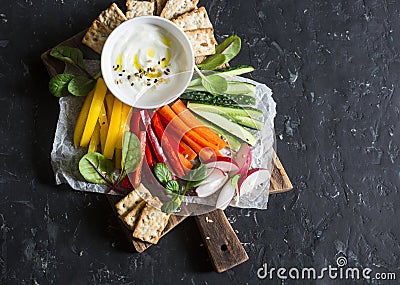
[
  {"x1": 197, "y1": 54, "x2": 227, "y2": 71},
  {"x1": 78, "y1": 152, "x2": 114, "y2": 185},
  {"x1": 50, "y1": 45, "x2": 84, "y2": 68},
  {"x1": 185, "y1": 163, "x2": 208, "y2": 188},
  {"x1": 121, "y1": 132, "x2": 142, "y2": 173},
  {"x1": 68, "y1": 76, "x2": 95, "y2": 97},
  {"x1": 48, "y1": 73, "x2": 74, "y2": 97},
  {"x1": 215, "y1": 35, "x2": 241, "y2": 63},
  {"x1": 161, "y1": 197, "x2": 181, "y2": 213},
  {"x1": 154, "y1": 163, "x2": 172, "y2": 184},
  {"x1": 165, "y1": 180, "x2": 180, "y2": 194}
]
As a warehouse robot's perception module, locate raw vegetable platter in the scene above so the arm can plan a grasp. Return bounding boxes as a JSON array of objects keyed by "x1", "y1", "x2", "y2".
[{"x1": 41, "y1": 2, "x2": 293, "y2": 272}]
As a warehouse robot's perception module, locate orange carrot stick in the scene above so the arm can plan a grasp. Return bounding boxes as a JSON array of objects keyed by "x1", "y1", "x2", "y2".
[
  {"x1": 171, "y1": 100, "x2": 227, "y2": 150},
  {"x1": 158, "y1": 114, "x2": 198, "y2": 161},
  {"x1": 179, "y1": 153, "x2": 193, "y2": 171},
  {"x1": 158, "y1": 105, "x2": 221, "y2": 153},
  {"x1": 179, "y1": 140, "x2": 197, "y2": 161}
]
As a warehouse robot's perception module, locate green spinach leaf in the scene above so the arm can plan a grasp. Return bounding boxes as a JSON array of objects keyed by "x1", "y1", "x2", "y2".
[
  {"x1": 215, "y1": 35, "x2": 241, "y2": 62},
  {"x1": 121, "y1": 132, "x2": 142, "y2": 173},
  {"x1": 50, "y1": 46, "x2": 84, "y2": 68},
  {"x1": 194, "y1": 66, "x2": 227, "y2": 95},
  {"x1": 197, "y1": 54, "x2": 227, "y2": 71},
  {"x1": 48, "y1": 73, "x2": 75, "y2": 97},
  {"x1": 68, "y1": 76, "x2": 95, "y2": 97},
  {"x1": 78, "y1": 152, "x2": 114, "y2": 185}
]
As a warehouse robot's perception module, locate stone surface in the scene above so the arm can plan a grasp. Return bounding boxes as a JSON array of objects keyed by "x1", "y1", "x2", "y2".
[{"x1": 0, "y1": 0, "x2": 399, "y2": 284}]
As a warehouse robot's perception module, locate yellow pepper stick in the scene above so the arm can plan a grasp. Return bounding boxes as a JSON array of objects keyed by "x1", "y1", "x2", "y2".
[
  {"x1": 73, "y1": 90, "x2": 94, "y2": 148},
  {"x1": 88, "y1": 123, "x2": 100, "y2": 153},
  {"x1": 114, "y1": 104, "x2": 131, "y2": 169},
  {"x1": 98, "y1": 103, "x2": 109, "y2": 153},
  {"x1": 103, "y1": 98, "x2": 122, "y2": 159},
  {"x1": 116, "y1": 103, "x2": 132, "y2": 149},
  {"x1": 114, "y1": 148, "x2": 122, "y2": 170},
  {"x1": 105, "y1": 92, "x2": 114, "y2": 123},
  {"x1": 80, "y1": 78, "x2": 107, "y2": 147}
]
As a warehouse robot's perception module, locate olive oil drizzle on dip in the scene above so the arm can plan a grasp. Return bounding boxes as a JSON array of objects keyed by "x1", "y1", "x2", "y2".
[{"x1": 111, "y1": 23, "x2": 186, "y2": 97}]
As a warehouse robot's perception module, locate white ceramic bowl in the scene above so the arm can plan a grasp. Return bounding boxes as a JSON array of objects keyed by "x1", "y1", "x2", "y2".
[{"x1": 101, "y1": 16, "x2": 194, "y2": 109}]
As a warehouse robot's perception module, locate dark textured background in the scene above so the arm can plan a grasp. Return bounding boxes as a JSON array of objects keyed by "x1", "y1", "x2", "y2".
[{"x1": 1, "y1": 0, "x2": 399, "y2": 284}]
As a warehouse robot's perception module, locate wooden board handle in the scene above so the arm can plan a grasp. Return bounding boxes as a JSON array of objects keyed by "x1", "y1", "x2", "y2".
[{"x1": 194, "y1": 209, "x2": 248, "y2": 273}]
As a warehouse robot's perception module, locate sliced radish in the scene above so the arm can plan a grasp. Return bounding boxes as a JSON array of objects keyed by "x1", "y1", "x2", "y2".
[
  {"x1": 216, "y1": 181, "x2": 235, "y2": 210},
  {"x1": 233, "y1": 143, "x2": 252, "y2": 176},
  {"x1": 217, "y1": 199, "x2": 230, "y2": 211},
  {"x1": 196, "y1": 172, "x2": 229, "y2": 198},
  {"x1": 238, "y1": 168, "x2": 270, "y2": 196},
  {"x1": 205, "y1": 157, "x2": 239, "y2": 172},
  {"x1": 201, "y1": 167, "x2": 226, "y2": 185}
]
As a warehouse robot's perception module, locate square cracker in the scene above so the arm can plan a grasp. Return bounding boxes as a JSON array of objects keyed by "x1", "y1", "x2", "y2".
[
  {"x1": 172, "y1": 7, "x2": 213, "y2": 31},
  {"x1": 115, "y1": 184, "x2": 151, "y2": 217},
  {"x1": 185, "y1": 28, "x2": 217, "y2": 57},
  {"x1": 82, "y1": 19, "x2": 112, "y2": 54},
  {"x1": 122, "y1": 200, "x2": 147, "y2": 229},
  {"x1": 126, "y1": 0, "x2": 155, "y2": 18},
  {"x1": 160, "y1": 0, "x2": 198, "y2": 20},
  {"x1": 98, "y1": 3, "x2": 127, "y2": 30},
  {"x1": 132, "y1": 197, "x2": 170, "y2": 244}
]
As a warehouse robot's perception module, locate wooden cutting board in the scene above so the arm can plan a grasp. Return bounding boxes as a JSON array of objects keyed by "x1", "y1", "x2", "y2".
[{"x1": 41, "y1": 30, "x2": 293, "y2": 273}]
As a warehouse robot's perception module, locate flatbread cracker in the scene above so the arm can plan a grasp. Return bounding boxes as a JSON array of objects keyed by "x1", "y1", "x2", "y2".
[
  {"x1": 122, "y1": 200, "x2": 146, "y2": 229},
  {"x1": 185, "y1": 28, "x2": 217, "y2": 57},
  {"x1": 172, "y1": 7, "x2": 212, "y2": 31},
  {"x1": 160, "y1": 0, "x2": 198, "y2": 20},
  {"x1": 155, "y1": 0, "x2": 168, "y2": 16},
  {"x1": 82, "y1": 20, "x2": 112, "y2": 54},
  {"x1": 126, "y1": 0, "x2": 155, "y2": 18},
  {"x1": 115, "y1": 184, "x2": 151, "y2": 217},
  {"x1": 132, "y1": 197, "x2": 170, "y2": 244},
  {"x1": 195, "y1": 56, "x2": 207, "y2": 65},
  {"x1": 98, "y1": 3, "x2": 127, "y2": 30}
]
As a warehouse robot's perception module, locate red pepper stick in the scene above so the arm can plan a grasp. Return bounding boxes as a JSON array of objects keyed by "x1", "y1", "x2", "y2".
[
  {"x1": 132, "y1": 131, "x2": 146, "y2": 187},
  {"x1": 145, "y1": 142, "x2": 155, "y2": 169},
  {"x1": 140, "y1": 109, "x2": 168, "y2": 164},
  {"x1": 151, "y1": 112, "x2": 185, "y2": 177},
  {"x1": 130, "y1": 109, "x2": 141, "y2": 135},
  {"x1": 121, "y1": 176, "x2": 133, "y2": 190}
]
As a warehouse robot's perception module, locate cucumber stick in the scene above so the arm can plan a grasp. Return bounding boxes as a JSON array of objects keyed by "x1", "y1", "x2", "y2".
[
  {"x1": 232, "y1": 115, "x2": 264, "y2": 130},
  {"x1": 187, "y1": 81, "x2": 256, "y2": 96},
  {"x1": 189, "y1": 109, "x2": 258, "y2": 146},
  {"x1": 198, "y1": 118, "x2": 242, "y2": 151},
  {"x1": 180, "y1": 91, "x2": 256, "y2": 106},
  {"x1": 187, "y1": 102, "x2": 263, "y2": 118},
  {"x1": 227, "y1": 81, "x2": 256, "y2": 95}
]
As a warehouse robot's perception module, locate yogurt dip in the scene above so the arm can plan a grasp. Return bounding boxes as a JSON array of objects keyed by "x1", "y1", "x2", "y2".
[{"x1": 101, "y1": 18, "x2": 193, "y2": 108}]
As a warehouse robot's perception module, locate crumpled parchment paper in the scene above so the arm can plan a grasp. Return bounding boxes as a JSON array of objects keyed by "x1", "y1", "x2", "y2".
[{"x1": 50, "y1": 60, "x2": 276, "y2": 209}]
